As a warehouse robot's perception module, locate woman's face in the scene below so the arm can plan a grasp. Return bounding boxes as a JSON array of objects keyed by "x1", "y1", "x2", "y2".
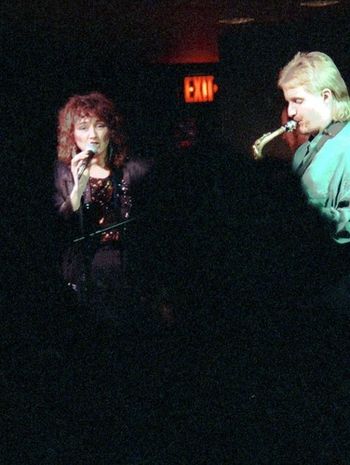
[{"x1": 73, "y1": 114, "x2": 110, "y2": 156}]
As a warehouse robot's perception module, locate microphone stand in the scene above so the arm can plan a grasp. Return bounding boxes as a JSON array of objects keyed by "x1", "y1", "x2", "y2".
[
  {"x1": 73, "y1": 217, "x2": 137, "y2": 244},
  {"x1": 74, "y1": 215, "x2": 137, "y2": 310},
  {"x1": 77, "y1": 196, "x2": 91, "y2": 307}
]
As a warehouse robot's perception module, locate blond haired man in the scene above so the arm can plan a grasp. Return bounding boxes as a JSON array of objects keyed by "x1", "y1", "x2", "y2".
[{"x1": 279, "y1": 51, "x2": 350, "y2": 243}]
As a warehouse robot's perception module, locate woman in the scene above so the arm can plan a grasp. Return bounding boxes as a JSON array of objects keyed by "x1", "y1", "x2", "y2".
[{"x1": 54, "y1": 91, "x2": 134, "y2": 322}]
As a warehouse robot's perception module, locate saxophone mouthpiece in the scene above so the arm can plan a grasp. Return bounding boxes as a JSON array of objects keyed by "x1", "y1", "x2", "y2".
[
  {"x1": 283, "y1": 120, "x2": 297, "y2": 132},
  {"x1": 252, "y1": 120, "x2": 297, "y2": 160}
]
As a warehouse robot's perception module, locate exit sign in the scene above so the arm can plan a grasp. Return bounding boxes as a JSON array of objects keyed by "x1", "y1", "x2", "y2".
[{"x1": 184, "y1": 75, "x2": 218, "y2": 103}]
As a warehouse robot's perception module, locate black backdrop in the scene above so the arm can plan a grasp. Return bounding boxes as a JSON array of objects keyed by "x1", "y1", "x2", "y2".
[
  {"x1": 3, "y1": 7, "x2": 350, "y2": 464},
  {"x1": 3, "y1": 8, "x2": 350, "y2": 312}
]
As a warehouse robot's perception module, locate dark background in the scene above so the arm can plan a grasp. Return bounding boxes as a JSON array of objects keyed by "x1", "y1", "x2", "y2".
[{"x1": 3, "y1": 2, "x2": 350, "y2": 463}]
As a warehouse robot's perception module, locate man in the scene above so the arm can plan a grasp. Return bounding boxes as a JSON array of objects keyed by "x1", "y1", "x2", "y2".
[
  {"x1": 278, "y1": 51, "x2": 350, "y2": 309},
  {"x1": 279, "y1": 51, "x2": 350, "y2": 243}
]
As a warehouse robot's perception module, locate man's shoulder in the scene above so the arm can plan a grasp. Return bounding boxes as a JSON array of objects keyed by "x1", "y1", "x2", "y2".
[
  {"x1": 334, "y1": 120, "x2": 350, "y2": 140},
  {"x1": 330, "y1": 122, "x2": 350, "y2": 154}
]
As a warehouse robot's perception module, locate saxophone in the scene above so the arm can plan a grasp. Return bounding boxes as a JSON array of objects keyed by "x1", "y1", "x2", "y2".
[{"x1": 252, "y1": 120, "x2": 297, "y2": 160}]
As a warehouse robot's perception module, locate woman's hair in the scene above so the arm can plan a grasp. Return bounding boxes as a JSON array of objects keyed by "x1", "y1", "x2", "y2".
[
  {"x1": 57, "y1": 91, "x2": 127, "y2": 164},
  {"x1": 278, "y1": 51, "x2": 350, "y2": 122}
]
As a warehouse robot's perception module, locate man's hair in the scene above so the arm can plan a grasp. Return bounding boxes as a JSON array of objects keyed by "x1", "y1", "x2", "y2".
[
  {"x1": 57, "y1": 91, "x2": 126, "y2": 163},
  {"x1": 278, "y1": 51, "x2": 350, "y2": 122}
]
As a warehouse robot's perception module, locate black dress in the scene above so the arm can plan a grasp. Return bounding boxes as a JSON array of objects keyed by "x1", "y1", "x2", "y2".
[{"x1": 54, "y1": 161, "x2": 132, "y2": 321}]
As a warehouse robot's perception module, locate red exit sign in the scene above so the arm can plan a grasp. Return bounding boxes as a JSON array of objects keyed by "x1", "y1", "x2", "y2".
[{"x1": 184, "y1": 75, "x2": 218, "y2": 103}]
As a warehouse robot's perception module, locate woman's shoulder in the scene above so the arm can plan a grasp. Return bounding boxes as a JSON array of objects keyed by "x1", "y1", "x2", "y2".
[
  {"x1": 123, "y1": 157, "x2": 154, "y2": 183},
  {"x1": 54, "y1": 159, "x2": 71, "y2": 178}
]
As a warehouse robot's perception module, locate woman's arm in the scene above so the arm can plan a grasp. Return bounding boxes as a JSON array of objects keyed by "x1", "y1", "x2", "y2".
[{"x1": 53, "y1": 157, "x2": 90, "y2": 218}]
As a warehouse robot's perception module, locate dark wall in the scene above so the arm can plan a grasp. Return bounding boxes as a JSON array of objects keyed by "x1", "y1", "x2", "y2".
[{"x1": 5, "y1": 8, "x2": 350, "y2": 311}]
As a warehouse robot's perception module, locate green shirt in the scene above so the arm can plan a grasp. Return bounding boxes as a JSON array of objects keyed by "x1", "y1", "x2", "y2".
[{"x1": 292, "y1": 121, "x2": 350, "y2": 243}]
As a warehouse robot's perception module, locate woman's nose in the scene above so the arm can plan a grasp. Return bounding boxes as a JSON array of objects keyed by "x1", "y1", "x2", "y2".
[{"x1": 88, "y1": 125, "x2": 97, "y2": 138}]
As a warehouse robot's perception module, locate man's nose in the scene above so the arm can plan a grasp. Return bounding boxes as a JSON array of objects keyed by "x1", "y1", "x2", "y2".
[{"x1": 288, "y1": 103, "x2": 296, "y2": 118}]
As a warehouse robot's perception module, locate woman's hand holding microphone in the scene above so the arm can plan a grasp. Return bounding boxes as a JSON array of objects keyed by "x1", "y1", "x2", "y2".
[{"x1": 70, "y1": 145, "x2": 97, "y2": 211}]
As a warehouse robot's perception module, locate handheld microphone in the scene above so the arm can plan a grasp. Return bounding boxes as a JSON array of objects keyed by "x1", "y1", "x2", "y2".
[{"x1": 77, "y1": 144, "x2": 98, "y2": 179}]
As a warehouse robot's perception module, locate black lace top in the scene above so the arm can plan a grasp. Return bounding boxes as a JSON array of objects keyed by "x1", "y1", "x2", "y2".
[{"x1": 88, "y1": 176, "x2": 120, "y2": 243}]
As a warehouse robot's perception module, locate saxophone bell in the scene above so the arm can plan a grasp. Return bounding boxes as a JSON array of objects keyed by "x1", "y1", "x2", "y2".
[{"x1": 252, "y1": 120, "x2": 297, "y2": 160}]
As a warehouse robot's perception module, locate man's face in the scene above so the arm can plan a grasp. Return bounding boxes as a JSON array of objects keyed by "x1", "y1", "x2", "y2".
[{"x1": 283, "y1": 86, "x2": 333, "y2": 136}]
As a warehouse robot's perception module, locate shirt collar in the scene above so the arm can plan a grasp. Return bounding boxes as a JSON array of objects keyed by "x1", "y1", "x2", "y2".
[
  {"x1": 322, "y1": 121, "x2": 345, "y2": 137},
  {"x1": 308, "y1": 121, "x2": 338, "y2": 142}
]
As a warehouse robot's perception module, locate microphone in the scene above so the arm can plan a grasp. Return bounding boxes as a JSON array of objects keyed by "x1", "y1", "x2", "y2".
[{"x1": 77, "y1": 144, "x2": 98, "y2": 179}]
